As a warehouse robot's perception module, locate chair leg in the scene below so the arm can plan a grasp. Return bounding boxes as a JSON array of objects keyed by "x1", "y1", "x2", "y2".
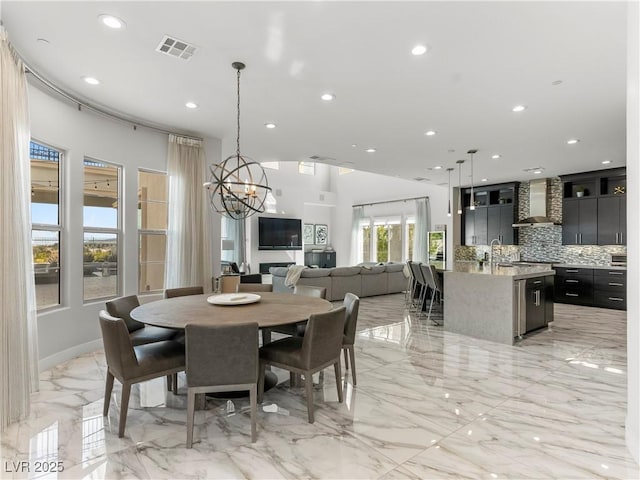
[
  {"x1": 249, "y1": 384, "x2": 257, "y2": 443},
  {"x1": 103, "y1": 371, "x2": 115, "y2": 416},
  {"x1": 257, "y1": 362, "x2": 265, "y2": 403},
  {"x1": 118, "y1": 382, "x2": 131, "y2": 438},
  {"x1": 172, "y1": 373, "x2": 178, "y2": 394},
  {"x1": 166, "y1": 374, "x2": 172, "y2": 392},
  {"x1": 261, "y1": 328, "x2": 272, "y2": 346},
  {"x1": 334, "y1": 361, "x2": 344, "y2": 403},
  {"x1": 427, "y1": 289, "x2": 436, "y2": 323},
  {"x1": 187, "y1": 388, "x2": 196, "y2": 448},
  {"x1": 343, "y1": 348, "x2": 349, "y2": 370},
  {"x1": 348, "y1": 346, "x2": 357, "y2": 386},
  {"x1": 305, "y1": 372, "x2": 315, "y2": 423}
]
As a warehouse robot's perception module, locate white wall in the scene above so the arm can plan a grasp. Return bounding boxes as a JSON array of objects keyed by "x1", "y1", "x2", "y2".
[
  {"x1": 626, "y1": 0, "x2": 639, "y2": 464},
  {"x1": 29, "y1": 84, "x2": 221, "y2": 368},
  {"x1": 244, "y1": 162, "x2": 335, "y2": 271},
  {"x1": 334, "y1": 170, "x2": 451, "y2": 267}
]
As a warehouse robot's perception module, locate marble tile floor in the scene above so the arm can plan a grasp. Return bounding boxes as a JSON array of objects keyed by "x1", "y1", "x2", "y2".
[{"x1": 1, "y1": 294, "x2": 639, "y2": 479}]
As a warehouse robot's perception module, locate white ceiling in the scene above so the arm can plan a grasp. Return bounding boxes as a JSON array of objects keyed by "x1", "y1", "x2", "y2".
[{"x1": 2, "y1": 1, "x2": 628, "y2": 186}]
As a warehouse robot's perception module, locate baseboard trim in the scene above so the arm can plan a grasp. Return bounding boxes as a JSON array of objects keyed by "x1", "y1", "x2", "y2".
[{"x1": 39, "y1": 339, "x2": 103, "y2": 372}]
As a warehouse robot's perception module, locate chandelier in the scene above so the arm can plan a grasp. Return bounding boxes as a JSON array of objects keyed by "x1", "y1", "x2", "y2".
[{"x1": 204, "y1": 62, "x2": 271, "y2": 219}]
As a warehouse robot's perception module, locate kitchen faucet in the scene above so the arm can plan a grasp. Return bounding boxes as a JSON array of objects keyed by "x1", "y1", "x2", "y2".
[{"x1": 489, "y1": 238, "x2": 502, "y2": 267}]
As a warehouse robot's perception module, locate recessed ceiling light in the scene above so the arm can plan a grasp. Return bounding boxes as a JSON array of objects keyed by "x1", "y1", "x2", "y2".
[
  {"x1": 99, "y1": 14, "x2": 126, "y2": 29},
  {"x1": 321, "y1": 93, "x2": 335, "y2": 101},
  {"x1": 365, "y1": 148, "x2": 376, "y2": 153},
  {"x1": 491, "y1": 154, "x2": 501, "y2": 159},
  {"x1": 512, "y1": 105, "x2": 527, "y2": 112},
  {"x1": 567, "y1": 139, "x2": 580, "y2": 144},
  {"x1": 533, "y1": 170, "x2": 543, "y2": 175},
  {"x1": 481, "y1": 178, "x2": 488, "y2": 182},
  {"x1": 264, "y1": 123, "x2": 276, "y2": 129},
  {"x1": 185, "y1": 102, "x2": 198, "y2": 109},
  {"x1": 411, "y1": 44, "x2": 428, "y2": 56},
  {"x1": 351, "y1": 144, "x2": 357, "y2": 148},
  {"x1": 425, "y1": 130, "x2": 437, "y2": 136},
  {"x1": 83, "y1": 76, "x2": 100, "y2": 85},
  {"x1": 602, "y1": 160, "x2": 612, "y2": 165},
  {"x1": 433, "y1": 165, "x2": 442, "y2": 170}
]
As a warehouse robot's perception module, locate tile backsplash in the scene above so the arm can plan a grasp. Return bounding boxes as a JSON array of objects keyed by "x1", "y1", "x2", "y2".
[{"x1": 455, "y1": 177, "x2": 627, "y2": 266}]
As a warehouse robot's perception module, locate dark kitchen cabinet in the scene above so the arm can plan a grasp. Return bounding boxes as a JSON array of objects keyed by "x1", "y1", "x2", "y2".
[
  {"x1": 462, "y1": 182, "x2": 517, "y2": 246},
  {"x1": 304, "y1": 251, "x2": 336, "y2": 268},
  {"x1": 597, "y1": 196, "x2": 626, "y2": 245},
  {"x1": 593, "y1": 269, "x2": 626, "y2": 310},
  {"x1": 553, "y1": 266, "x2": 594, "y2": 306},
  {"x1": 561, "y1": 198, "x2": 597, "y2": 245},
  {"x1": 487, "y1": 204, "x2": 515, "y2": 245},
  {"x1": 464, "y1": 207, "x2": 488, "y2": 246},
  {"x1": 560, "y1": 168, "x2": 626, "y2": 246},
  {"x1": 525, "y1": 277, "x2": 547, "y2": 332}
]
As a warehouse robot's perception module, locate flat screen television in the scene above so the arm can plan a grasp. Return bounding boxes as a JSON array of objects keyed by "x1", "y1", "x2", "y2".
[{"x1": 258, "y1": 217, "x2": 302, "y2": 250}]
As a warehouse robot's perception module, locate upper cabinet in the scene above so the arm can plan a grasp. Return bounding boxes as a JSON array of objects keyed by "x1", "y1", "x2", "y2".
[
  {"x1": 560, "y1": 168, "x2": 626, "y2": 246},
  {"x1": 462, "y1": 183, "x2": 518, "y2": 246}
]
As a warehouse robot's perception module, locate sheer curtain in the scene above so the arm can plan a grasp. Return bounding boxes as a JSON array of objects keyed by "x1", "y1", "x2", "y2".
[
  {"x1": 0, "y1": 28, "x2": 40, "y2": 431},
  {"x1": 413, "y1": 197, "x2": 430, "y2": 263},
  {"x1": 165, "y1": 134, "x2": 213, "y2": 290},
  {"x1": 350, "y1": 206, "x2": 365, "y2": 265}
]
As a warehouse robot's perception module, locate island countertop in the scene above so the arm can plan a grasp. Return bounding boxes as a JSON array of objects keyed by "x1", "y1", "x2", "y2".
[{"x1": 450, "y1": 262, "x2": 555, "y2": 280}]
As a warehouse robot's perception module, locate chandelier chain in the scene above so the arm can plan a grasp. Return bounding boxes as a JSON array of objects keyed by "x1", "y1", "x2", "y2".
[{"x1": 236, "y1": 67, "x2": 241, "y2": 158}]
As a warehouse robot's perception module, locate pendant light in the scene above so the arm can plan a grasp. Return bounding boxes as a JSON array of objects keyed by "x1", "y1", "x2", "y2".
[
  {"x1": 456, "y1": 159, "x2": 464, "y2": 214},
  {"x1": 446, "y1": 167, "x2": 454, "y2": 217},
  {"x1": 204, "y1": 62, "x2": 271, "y2": 219},
  {"x1": 468, "y1": 149, "x2": 478, "y2": 211}
]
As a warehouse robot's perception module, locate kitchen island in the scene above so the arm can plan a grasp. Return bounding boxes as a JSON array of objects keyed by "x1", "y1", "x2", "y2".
[{"x1": 443, "y1": 263, "x2": 555, "y2": 345}]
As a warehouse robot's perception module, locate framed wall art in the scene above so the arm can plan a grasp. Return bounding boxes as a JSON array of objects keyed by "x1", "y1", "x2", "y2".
[
  {"x1": 303, "y1": 224, "x2": 315, "y2": 244},
  {"x1": 314, "y1": 224, "x2": 328, "y2": 245}
]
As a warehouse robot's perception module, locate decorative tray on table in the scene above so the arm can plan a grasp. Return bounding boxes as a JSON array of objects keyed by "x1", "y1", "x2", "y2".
[{"x1": 207, "y1": 293, "x2": 261, "y2": 306}]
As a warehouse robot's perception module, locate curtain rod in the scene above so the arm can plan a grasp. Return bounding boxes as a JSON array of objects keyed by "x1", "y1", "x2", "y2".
[
  {"x1": 23, "y1": 60, "x2": 203, "y2": 142},
  {"x1": 352, "y1": 195, "x2": 428, "y2": 208}
]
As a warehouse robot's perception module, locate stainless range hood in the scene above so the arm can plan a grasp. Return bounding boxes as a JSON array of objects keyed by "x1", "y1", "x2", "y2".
[{"x1": 513, "y1": 178, "x2": 560, "y2": 227}]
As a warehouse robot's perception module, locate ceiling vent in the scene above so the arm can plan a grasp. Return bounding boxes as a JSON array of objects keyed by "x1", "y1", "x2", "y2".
[
  {"x1": 309, "y1": 155, "x2": 336, "y2": 163},
  {"x1": 156, "y1": 35, "x2": 197, "y2": 60},
  {"x1": 413, "y1": 177, "x2": 429, "y2": 182}
]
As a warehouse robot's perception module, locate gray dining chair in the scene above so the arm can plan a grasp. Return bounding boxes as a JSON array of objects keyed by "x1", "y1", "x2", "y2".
[
  {"x1": 106, "y1": 295, "x2": 182, "y2": 391},
  {"x1": 426, "y1": 264, "x2": 444, "y2": 325},
  {"x1": 258, "y1": 307, "x2": 346, "y2": 423},
  {"x1": 106, "y1": 295, "x2": 178, "y2": 346},
  {"x1": 99, "y1": 310, "x2": 185, "y2": 438},
  {"x1": 185, "y1": 322, "x2": 259, "y2": 446},
  {"x1": 164, "y1": 286, "x2": 204, "y2": 298},
  {"x1": 342, "y1": 293, "x2": 361, "y2": 385},
  {"x1": 293, "y1": 285, "x2": 327, "y2": 299}
]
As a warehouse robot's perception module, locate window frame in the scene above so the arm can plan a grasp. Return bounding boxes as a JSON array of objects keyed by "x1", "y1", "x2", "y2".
[
  {"x1": 298, "y1": 161, "x2": 315, "y2": 176},
  {"x1": 82, "y1": 156, "x2": 122, "y2": 303},
  {"x1": 137, "y1": 168, "x2": 168, "y2": 295},
  {"x1": 30, "y1": 139, "x2": 64, "y2": 312}
]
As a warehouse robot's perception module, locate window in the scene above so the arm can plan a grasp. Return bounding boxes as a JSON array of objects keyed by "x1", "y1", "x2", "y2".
[
  {"x1": 298, "y1": 161, "x2": 315, "y2": 175},
  {"x1": 30, "y1": 141, "x2": 62, "y2": 310},
  {"x1": 374, "y1": 218, "x2": 402, "y2": 263},
  {"x1": 138, "y1": 170, "x2": 168, "y2": 293},
  {"x1": 339, "y1": 167, "x2": 354, "y2": 175},
  {"x1": 361, "y1": 224, "x2": 371, "y2": 263},
  {"x1": 83, "y1": 158, "x2": 120, "y2": 301},
  {"x1": 406, "y1": 219, "x2": 415, "y2": 261},
  {"x1": 357, "y1": 215, "x2": 413, "y2": 264}
]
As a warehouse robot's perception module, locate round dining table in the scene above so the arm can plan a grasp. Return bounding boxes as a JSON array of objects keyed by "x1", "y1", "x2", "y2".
[
  {"x1": 130, "y1": 291, "x2": 333, "y2": 397},
  {"x1": 130, "y1": 291, "x2": 332, "y2": 330}
]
